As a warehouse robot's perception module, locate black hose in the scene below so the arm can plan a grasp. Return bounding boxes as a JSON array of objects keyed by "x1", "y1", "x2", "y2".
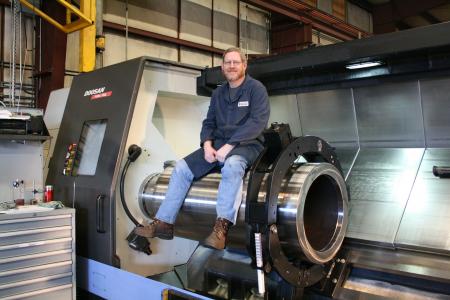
[{"x1": 120, "y1": 158, "x2": 140, "y2": 226}]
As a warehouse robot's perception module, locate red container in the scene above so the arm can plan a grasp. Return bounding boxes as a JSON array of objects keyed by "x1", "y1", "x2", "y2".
[
  {"x1": 44, "y1": 185, "x2": 53, "y2": 202},
  {"x1": 14, "y1": 199, "x2": 24, "y2": 206}
]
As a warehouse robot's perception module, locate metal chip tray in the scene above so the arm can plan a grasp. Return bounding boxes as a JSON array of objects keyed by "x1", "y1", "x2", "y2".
[
  {"x1": 345, "y1": 148, "x2": 450, "y2": 255},
  {"x1": 395, "y1": 148, "x2": 450, "y2": 253}
]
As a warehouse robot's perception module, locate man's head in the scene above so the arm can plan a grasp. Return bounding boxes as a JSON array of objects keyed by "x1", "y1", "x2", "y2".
[{"x1": 221, "y1": 47, "x2": 247, "y2": 86}]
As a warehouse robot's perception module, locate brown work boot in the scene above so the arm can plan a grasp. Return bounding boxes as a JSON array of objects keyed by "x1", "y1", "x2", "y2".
[
  {"x1": 134, "y1": 219, "x2": 174, "y2": 240},
  {"x1": 203, "y1": 218, "x2": 232, "y2": 250}
]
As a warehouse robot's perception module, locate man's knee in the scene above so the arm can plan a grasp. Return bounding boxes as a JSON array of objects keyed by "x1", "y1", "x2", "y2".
[
  {"x1": 222, "y1": 155, "x2": 247, "y2": 176},
  {"x1": 173, "y1": 159, "x2": 194, "y2": 180}
]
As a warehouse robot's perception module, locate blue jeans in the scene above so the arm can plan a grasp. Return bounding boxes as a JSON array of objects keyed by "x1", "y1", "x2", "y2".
[{"x1": 155, "y1": 155, "x2": 248, "y2": 224}]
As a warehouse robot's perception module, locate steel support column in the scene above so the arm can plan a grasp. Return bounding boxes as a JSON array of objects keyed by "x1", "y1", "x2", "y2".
[{"x1": 79, "y1": 0, "x2": 96, "y2": 72}]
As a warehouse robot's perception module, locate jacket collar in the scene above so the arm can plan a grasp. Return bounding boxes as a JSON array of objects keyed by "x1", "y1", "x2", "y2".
[{"x1": 223, "y1": 74, "x2": 251, "y2": 103}]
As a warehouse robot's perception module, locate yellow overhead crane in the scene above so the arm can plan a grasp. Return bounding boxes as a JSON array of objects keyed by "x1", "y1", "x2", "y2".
[{"x1": 19, "y1": 0, "x2": 96, "y2": 72}]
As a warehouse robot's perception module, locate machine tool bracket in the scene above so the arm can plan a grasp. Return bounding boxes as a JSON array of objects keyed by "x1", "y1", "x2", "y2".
[
  {"x1": 266, "y1": 135, "x2": 343, "y2": 224},
  {"x1": 268, "y1": 224, "x2": 325, "y2": 288},
  {"x1": 245, "y1": 124, "x2": 342, "y2": 291}
]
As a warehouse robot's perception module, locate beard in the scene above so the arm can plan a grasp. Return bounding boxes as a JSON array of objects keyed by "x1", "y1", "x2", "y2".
[{"x1": 223, "y1": 67, "x2": 245, "y2": 82}]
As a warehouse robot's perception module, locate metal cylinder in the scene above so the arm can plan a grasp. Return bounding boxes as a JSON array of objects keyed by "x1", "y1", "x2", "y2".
[{"x1": 139, "y1": 162, "x2": 348, "y2": 264}]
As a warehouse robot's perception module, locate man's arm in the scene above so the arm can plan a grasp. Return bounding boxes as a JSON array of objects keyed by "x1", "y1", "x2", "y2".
[
  {"x1": 201, "y1": 92, "x2": 218, "y2": 163},
  {"x1": 227, "y1": 82, "x2": 270, "y2": 145},
  {"x1": 200, "y1": 92, "x2": 217, "y2": 147}
]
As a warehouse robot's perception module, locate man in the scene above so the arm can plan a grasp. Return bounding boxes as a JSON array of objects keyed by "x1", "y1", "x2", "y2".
[{"x1": 135, "y1": 47, "x2": 270, "y2": 250}]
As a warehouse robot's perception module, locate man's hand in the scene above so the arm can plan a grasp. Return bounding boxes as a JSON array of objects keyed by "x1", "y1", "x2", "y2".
[
  {"x1": 203, "y1": 140, "x2": 217, "y2": 163},
  {"x1": 216, "y1": 144, "x2": 235, "y2": 163}
]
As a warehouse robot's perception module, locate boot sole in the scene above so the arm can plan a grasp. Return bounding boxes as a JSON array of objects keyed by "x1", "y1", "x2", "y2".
[
  {"x1": 202, "y1": 241, "x2": 225, "y2": 250},
  {"x1": 134, "y1": 231, "x2": 156, "y2": 238},
  {"x1": 156, "y1": 233, "x2": 174, "y2": 240}
]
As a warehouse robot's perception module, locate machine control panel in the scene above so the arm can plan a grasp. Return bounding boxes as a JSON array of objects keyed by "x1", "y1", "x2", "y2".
[
  {"x1": 46, "y1": 57, "x2": 149, "y2": 265},
  {"x1": 63, "y1": 143, "x2": 77, "y2": 175}
]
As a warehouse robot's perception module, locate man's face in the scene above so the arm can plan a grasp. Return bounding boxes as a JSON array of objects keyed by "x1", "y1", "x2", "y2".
[{"x1": 221, "y1": 51, "x2": 247, "y2": 83}]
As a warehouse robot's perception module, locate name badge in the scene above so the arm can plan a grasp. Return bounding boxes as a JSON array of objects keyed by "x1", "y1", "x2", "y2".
[{"x1": 238, "y1": 101, "x2": 249, "y2": 107}]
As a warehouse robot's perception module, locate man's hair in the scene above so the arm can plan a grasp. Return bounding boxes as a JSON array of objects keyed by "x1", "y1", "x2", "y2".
[{"x1": 222, "y1": 47, "x2": 247, "y2": 64}]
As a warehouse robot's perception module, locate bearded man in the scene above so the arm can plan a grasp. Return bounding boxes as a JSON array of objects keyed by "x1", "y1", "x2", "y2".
[{"x1": 135, "y1": 47, "x2": 270, "y2": 250}]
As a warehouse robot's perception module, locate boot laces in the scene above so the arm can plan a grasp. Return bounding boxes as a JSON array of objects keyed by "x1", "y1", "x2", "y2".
[
  {"x1": 149, "y1": 219, "x2": 161, "y2": 228},
  {"x1": 213, "y1": 219, "x2": 229, "y2": 235}
]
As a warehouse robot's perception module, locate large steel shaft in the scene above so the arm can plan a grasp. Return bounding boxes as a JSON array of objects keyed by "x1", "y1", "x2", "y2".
[{"x1": 139, "y1": 162, "x2": 348, "y2": 264}]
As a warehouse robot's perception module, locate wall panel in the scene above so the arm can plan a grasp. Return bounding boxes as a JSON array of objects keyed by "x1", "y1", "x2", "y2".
[
  {"x1": 353, "y1": 81, "x2": 425, "y2": 148},
  {"x1": 213, "y1": 54, "x2": 222, "y2": 67},
  {"x1": 318, "y1": 0, "x2": 332, "y2": 14},
  {"x1": 332, "y1": 0, "x2": 346, "y2": 20},
  {"x1": 101, "y1": 0, "x2": 268, "y2": 68},
  {"x1": 298, "y1": 89, "x2": 357, "y2": 147},
  {"x1": 103, "y1": 32, "x2": 178, "y2": 66},
  {"x1": 239, "y1": 3, "x2": 269, "y2": 54},
  {"x1": 347, "y1": 1, "x2": 372, "y2": 33},
  {"x1": 420, "y1": 77, "x2": 450, "y2": 147},
  {"x1": 180, "y1": 0, "x2": 212, "y2": 46},
  {"x1": 214, "y1": 0, "x2": 238, "y2": 15},
  {"x1": 213, "y1": 9, "x2": 238, "y2": 50},
  {"x1": 180, "y1": 46, "x2": 212, "y2": 67},
  {"x1": 103, "y1": 0, "x2": 178, "y2": 38}
]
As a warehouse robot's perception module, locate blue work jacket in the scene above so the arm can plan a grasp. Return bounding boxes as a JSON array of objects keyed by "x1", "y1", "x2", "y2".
[
  {"x1": 184, "y1": 75, "x2": 270, "y2": 179},
  {"x1": 200, "y1": 74, "x2": 270, "y2": 148}
]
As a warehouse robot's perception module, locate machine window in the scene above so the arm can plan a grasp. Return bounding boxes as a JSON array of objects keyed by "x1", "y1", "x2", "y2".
[{"x1": 73, "y1": 119, "x2": 107, "y2": 176}]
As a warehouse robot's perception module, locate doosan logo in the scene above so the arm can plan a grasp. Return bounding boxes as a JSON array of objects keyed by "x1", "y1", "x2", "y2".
[
  {"x1": 83, "y1": 87, "x2": 113, "y2": 100},
  {"x1": 84, "y1": 87, "x2": 106, "y2": 96}
]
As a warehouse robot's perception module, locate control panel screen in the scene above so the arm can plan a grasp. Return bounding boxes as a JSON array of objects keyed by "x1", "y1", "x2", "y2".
[{"x1": 73, "y1": 119, "x2": 107, "y2": 176}]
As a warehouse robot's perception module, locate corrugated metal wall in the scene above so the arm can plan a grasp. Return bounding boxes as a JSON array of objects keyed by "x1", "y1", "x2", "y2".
[
  {"x1": 63, "y1": 0, "x2": 373, "y2": 86},
  {"x1": 100, "y1": 0, "x2": 269, "y2": 68},
  {"x1": 347, "y1": 1, "x2": 372, "y2": 33},
  {"x1": 313, "y1": 0, "x2": 373, "y2": 45}
]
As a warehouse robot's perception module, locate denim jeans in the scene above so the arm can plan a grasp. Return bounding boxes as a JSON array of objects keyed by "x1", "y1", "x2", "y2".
[{"x1": 155, "y1": 155, "x2": 248, "y2": 224}]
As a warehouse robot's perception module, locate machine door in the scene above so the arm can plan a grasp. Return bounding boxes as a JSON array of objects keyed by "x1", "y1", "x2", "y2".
[{"x1": 47, "y1": 58, "x2": 144, "y2": 266}]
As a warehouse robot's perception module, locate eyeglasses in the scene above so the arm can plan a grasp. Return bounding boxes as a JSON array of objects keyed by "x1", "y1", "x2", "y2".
[{"x1": 223, "y1": 60, "x2": 242, "y2": 66}]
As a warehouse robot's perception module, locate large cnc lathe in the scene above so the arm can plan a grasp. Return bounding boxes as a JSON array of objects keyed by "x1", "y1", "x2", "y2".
[{"x1": 46, "y1": 21, "x2": 450, "y2": 300}]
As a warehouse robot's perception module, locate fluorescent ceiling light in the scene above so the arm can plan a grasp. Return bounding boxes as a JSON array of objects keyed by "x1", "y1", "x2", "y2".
[{"x1": 346, "y1": 61, "x2": 382, "y2": 70}]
